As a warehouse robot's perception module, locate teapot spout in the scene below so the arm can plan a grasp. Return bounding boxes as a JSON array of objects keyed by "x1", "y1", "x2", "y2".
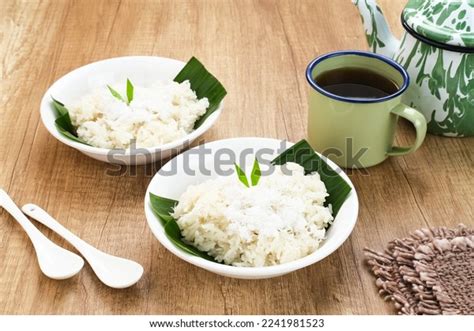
[{"x1": 352, "y1": 0, "x2": 400, "y2": 58}]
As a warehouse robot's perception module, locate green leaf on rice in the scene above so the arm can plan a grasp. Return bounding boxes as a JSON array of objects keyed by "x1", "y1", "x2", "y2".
[
  {"x1": 149, "y1": 139, "x2": 353, "y2": 263},
  {"x1": 250, "y1": 158, "x2": 261, "y2": 186},
  {"x1": 107, "y1": 84, "x2": 126, "y2": 103},
  {"x1": 126, "y1": 79, "x2": 134, "y2": 104},
  {"x1": 174, "y1": 56, "x2": 227, "y2": 129},
  {"x1": 107, "y1": 79, "x2": 133, "y2": 105},
  {"x1": 234, "y1": 163, "x2": 250, "y2": 188}
]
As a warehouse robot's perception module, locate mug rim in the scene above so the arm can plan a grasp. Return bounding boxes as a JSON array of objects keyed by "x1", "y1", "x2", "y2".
[{"x1": 305, "y1": 50, "x2": 410, "y2": 104}]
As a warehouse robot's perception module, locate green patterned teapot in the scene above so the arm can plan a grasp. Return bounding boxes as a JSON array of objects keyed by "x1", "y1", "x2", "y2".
[{"x1": 353, "y1": 0, "x2": 474, "y2": 137}]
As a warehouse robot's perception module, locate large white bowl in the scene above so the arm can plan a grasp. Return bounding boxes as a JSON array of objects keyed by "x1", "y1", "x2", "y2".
[
  {"x1": 145, "y1": 137, "x2": 359, "y2": 279},
  {"x1": 40, "y1": 56, "x2": 223, "y2": 165}
]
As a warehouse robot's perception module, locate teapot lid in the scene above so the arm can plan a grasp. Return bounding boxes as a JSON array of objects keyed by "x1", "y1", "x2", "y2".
[{"x1": 402, "y1": 0, "x2": 474, "y2": 50}]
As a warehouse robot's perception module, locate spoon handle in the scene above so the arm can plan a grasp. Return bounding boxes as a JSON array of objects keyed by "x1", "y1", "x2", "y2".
[
  {"x1": 21, "y1": 203, "x2": 98, "y2": 257},
  {"x1": 0, "y1": 190, "x2": 53, "y2": 250}
]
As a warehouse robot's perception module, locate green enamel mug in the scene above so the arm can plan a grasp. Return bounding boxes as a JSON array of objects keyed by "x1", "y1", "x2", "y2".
[{"x1": 306, "y1": 50, "x2": 427, "y2": 168}]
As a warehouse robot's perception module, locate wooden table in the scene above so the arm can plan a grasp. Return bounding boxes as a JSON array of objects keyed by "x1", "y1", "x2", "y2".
[{"x1": 1, "y1": 0, "x2": 472, "y2": 315}]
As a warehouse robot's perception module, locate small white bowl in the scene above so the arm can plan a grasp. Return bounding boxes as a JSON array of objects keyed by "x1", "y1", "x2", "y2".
[
  {"x1": 145, "y1": 137, "x2": 359, "y2": 279},
  {"x1": 40, "y1": 56, "x2": 223, "y2": 165}
]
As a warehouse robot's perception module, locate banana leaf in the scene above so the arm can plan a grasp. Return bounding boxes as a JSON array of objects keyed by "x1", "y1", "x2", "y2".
[
  {"x1": 271, "y1": 139, "x2": 352, "y2": 217},
  {"x1": 149, "y1": 193, "x2": 217, "y2": 262},
  {"x1": 174, "y1": 57, "x2": 227, "y2": 129},
  {"x1": 52, "y1": 98, "x2": 90, "y2": 145}
]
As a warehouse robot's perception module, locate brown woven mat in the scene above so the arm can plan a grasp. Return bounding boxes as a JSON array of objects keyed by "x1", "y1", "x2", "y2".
[{"x1": 364, "y1": 224, "x2": 473, "y2": 315}]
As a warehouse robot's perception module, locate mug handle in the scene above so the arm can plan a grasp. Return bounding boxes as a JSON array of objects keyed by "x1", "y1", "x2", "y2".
[{"x1": 386, "y1": 104, "x2": 427, "y2": 156}]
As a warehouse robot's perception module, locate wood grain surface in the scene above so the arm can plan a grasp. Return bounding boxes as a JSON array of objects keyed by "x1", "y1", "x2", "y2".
[{"x1": 0, "y1": 0, "x2": 472, "y2": 314}]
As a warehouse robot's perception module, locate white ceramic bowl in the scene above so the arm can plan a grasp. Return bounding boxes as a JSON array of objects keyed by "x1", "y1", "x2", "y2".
[
  {"x1": 145, "y1": 137, "x2": 359, "y2": 279},
  {"x1": 40, "y1": 56, "x2": 223, "y2": 165}
]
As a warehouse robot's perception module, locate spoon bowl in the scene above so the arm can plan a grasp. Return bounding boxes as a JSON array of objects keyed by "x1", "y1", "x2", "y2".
[
  {"x1": 0, "y1": 190, "x2": 84, "y2": 280},
  {"x1": 34, "y1": 240, "x2": 85, "y2": 280},
  {"x1": 22, "y1": 204, "x2": 144, "y2": 289},
  {"x1": 77, "y1": 246, "x2": 144, "y2": 289}
]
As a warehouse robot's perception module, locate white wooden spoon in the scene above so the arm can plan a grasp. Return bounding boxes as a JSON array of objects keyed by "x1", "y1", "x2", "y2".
[
  {"x1": 0, "y1": 189, "x2": 84, "y2": 279},
  {"x1": 22, "y1": 204, "x2": 144, "y2": 289}
]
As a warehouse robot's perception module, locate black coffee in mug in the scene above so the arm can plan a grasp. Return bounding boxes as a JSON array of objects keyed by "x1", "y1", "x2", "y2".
[{"x1": 315, "y1": 67, "x2": 399, "y2": 99}]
